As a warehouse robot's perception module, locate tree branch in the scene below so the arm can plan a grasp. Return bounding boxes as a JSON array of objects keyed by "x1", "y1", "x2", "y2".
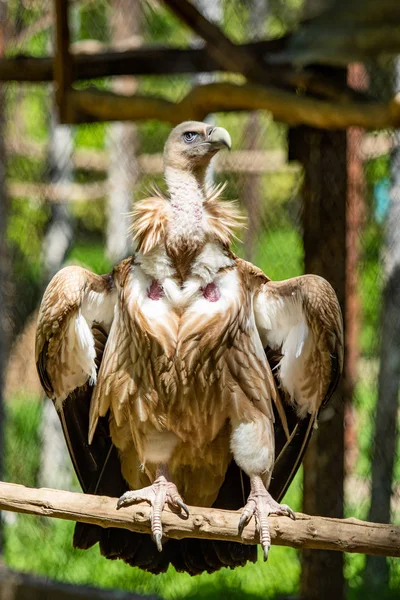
[
  {"x1": 69, "y1": 83, "x2": 400, "y2": 130},
  {"x1": 0, "y1": 481, "x2": 398, "y2": 557},
  {"x1": 162, "y1": 0, "x2": 262, "y2": 78},
  {"x1": 160, "y1": 0, "x2": 364, "y2": 103}
]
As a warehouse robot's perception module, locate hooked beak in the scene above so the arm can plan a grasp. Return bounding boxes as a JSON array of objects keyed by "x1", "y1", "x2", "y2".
[{"x1": 209, "y1": 127, "x2": 232, "y2": 151}]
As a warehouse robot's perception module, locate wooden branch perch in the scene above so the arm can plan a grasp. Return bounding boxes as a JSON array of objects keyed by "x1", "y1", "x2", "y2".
[
  {"x1": 0, "y1": 481, "x2": 399, "y2": 557},
  {"x1": 70, "y1": 82, "x2": 400, "y2": 130}
]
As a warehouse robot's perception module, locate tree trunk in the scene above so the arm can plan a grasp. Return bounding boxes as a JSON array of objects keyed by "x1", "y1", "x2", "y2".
[
  {"x1": 363, "y1": 57, "x2": 400, "y2": 591},
  {"x1": 289, "y1": 123, "x2": 347, "y2": 600},
  {"x1": 42, "y1": 119, "x2": 74, "y2": 278},
  {"x1": 291, "y1": 1, "x2": 347, "y2": 595},
  {"x1": 106, "y1": 0, "x2": 141, "y2": 264},
  {"x1": 345, "y1": 64, "x2": 367, "y2": 473}
]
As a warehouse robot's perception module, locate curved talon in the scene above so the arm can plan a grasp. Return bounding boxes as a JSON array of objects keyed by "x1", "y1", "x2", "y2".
[
  {"x1": 284, "y1": 506, "x2": 296, "y2": 520},
  {"x1": 271, "y1": 502, "x2": 296, "y2": 520},
  {"x1": 154, "y1": 532, "x2": 163, "y2": 553},
  {"x1": 175, "y1": 499, "x2": 190, "y2": 517},
  {"x1": 238, "y1": 508, "x2": 253, "y2": 536},
  {"x1": 263, "y1": 546, "x2": 269, "y2": 562},
  {"x1": 116, "y1": 491, "x2": 138, "y2": 510}
]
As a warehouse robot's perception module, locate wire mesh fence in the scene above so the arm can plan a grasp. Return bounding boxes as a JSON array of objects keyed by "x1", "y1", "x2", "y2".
[{"x1": 1, "y1": 0, "x2": 399, "y2": 598}]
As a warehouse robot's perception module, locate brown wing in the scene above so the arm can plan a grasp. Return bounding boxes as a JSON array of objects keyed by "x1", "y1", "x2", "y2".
[
  {"x1": 36, "y1": 266, "x2": 116, "y2": 485},
  {"x1": 254, "y1": 273, "x2": 343, "y2": 499},
  {"x1": 36, "y1": 266, "x2": 116, "y2": 398}
]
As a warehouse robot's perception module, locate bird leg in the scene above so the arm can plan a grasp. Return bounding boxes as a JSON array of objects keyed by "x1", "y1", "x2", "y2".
[
  {"x1": 238, "y1": 474, "x2": 295, "y2": 561},
  {"x1": 116, "y1": 465, "x2": 189, "y2": 552}
]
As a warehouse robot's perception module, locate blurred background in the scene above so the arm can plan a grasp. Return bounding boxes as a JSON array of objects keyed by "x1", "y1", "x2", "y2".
[{"x1": 0, "y1": 0, "x2": 399, "y2": 599}]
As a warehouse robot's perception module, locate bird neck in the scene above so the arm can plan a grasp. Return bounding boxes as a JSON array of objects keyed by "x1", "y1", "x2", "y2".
[{"x1": 165, "y1": 166, "x2": 207, "y2": 246}]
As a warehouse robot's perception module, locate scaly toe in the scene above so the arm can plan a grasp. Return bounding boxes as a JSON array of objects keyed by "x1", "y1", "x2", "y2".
[
  {"x1": 268, "y1": 500, "x2": 296, "y2": 520},
  {"x1": 116, "y1": 477, "x2": 187, "y2": 552},
  {"x1": 116, "y1": 490, "x2": 145, "y2": 510}
]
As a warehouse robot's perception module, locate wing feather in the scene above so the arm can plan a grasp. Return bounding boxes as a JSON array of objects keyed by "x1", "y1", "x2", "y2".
[
  {"x1": 36, "y1": 265, "x2": 116, "y2": 405},
  {"x1": 254, "y1": 274, "x2": 343, "y2": 419}
]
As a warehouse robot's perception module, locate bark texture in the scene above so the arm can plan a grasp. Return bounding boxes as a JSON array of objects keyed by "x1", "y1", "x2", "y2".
[
  {"x1": 289, "y1": 123, "x2": 347, "y2": 600},
  {"x1": 0, "y1": 482, "x2": 398, "y2": 557}
]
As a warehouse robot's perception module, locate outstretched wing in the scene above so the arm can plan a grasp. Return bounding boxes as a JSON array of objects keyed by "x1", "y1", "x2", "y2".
[
  {"x1": 35, "y1": 265, "x2": 117, "y2": 489},
  {"x1": 254, "y1": 274, "x2": 343, "y2": 499}
]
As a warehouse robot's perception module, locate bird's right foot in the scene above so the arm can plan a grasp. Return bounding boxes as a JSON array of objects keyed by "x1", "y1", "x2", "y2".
[
  {"x1": 238, "y1": 475, "x2": 295, "y2": 561},
  {"x1": 117, "y1": 474, "x2": 189, "y2": 552}
]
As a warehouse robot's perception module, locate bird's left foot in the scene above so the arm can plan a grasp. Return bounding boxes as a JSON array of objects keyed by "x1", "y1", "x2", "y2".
[
  {"x1": 116, "y1": 473, "x2": 189, "y2": 552},
  {"x1": 238, "y1": 476, "x2": 295, "y2": 561}
]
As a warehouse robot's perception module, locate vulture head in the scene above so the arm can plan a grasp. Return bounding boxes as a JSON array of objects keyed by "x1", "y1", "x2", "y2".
[{"x1": 163, "y1": 120, "x2": 231, "y2": 178}]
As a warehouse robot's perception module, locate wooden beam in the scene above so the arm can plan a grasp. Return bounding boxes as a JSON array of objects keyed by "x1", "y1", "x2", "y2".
[
  {"x1": 272, "y1": 0, "x2": 400, "y2": 67},
  {"x1": 6, "y1": 138, "x2": 291, "y2": 174},
  {"x1": 0, "y1": 40, "x2": 360, "y2": 102},
  {"x1": 7, "y1": 181, "x2": 106, "y2": 203},
  {"x1": 71, "y1": 39, "x2": 286, "y2": 81},
  {"x1": 0, "y1": 55, "x2": 53, "y2": 82},
  {"x1": 54, "y1": 0, "x2": 74, "y2": 123},
  {"x1": 0, "y1": 481, "x2": 398, "y2": 557},
  {"x1": 6, "y1": 152, "x2": 296, "y2": 203},
  {"x1": 68, "y1": 82, "x2": 400, "y2": 130},
  {"x1": 0, "y1": 41, "x2": 281, "y2": 82}
]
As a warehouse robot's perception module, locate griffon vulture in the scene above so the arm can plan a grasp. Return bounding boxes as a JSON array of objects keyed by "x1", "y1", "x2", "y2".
[{"x1": 36, "y1": 121, "x2": 343, "y2": 574}]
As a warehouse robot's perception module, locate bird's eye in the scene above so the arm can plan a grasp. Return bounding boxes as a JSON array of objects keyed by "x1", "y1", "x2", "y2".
[{"x1": 183, "y1": 132, "x2": 197, "y2": 143}]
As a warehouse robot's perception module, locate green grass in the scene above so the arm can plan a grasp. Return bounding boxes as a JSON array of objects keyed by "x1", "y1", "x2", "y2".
[{"x1": 5, "y1": 516, "x2": 301, "y2": 599}]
